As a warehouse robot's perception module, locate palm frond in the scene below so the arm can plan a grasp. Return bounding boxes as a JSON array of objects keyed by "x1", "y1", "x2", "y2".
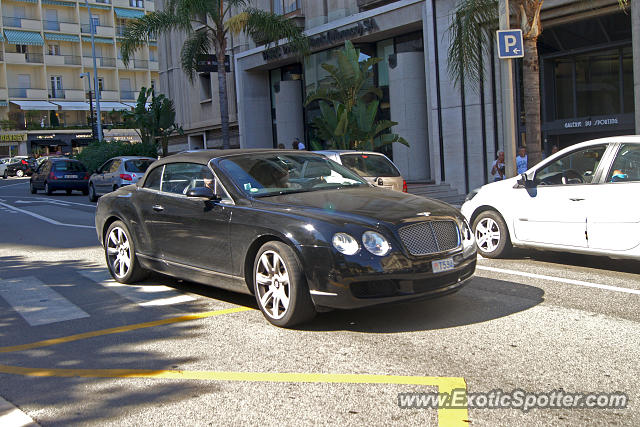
[
  {"x1": 120, "y1": 10, "x2": 187, "y2": 64},
  {"x1": 239, "y1": 7, "x2": 309, "y2": 55},
  {"x1": 446, "y1": 0, "x2": 498, "y2": 90},
  {"x1": 180, "y1": 29, "x2": 214, "y2": 81}
]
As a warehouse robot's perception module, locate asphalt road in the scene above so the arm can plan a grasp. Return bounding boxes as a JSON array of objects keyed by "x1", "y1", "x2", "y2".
[{"x1": 0, "y1": 177, "x2": 638, "y2": 426}]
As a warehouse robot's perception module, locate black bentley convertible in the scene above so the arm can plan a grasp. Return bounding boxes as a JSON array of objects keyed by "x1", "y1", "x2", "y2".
[{"x1": 95, "y1": 150, "x2": 477, "y2": 327}]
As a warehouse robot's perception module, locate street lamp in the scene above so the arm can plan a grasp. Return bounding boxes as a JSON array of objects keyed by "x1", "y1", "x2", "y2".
[
  {"x1": 85, "y1": 0, "x2": 103, "y2": 141},
  {"x1": 80, "y1": 72, "x2": 96, "y2": 140}
]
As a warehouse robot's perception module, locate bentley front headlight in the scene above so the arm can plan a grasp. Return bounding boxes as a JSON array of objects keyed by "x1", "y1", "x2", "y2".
[
  {"x1": 332, "y1": 233, "x2": 359, "y2": 255},
  {"x1": 362, "y1": 231, "x2": 391, "y2": 256}
]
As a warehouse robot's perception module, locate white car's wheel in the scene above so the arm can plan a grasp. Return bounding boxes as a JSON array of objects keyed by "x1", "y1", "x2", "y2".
[
  {"x1": 16, "y1": 169, "x2": 24, "y2": 177},
  {"x1": 253, "y1": 241, "x2": 316, "y2": 327},
  {"x1": 472, "y1": 210, "x2": 511, "y2": 258}
]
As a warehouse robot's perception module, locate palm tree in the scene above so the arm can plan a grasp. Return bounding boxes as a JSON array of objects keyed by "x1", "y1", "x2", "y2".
[
  {"x1": 447, "y1": 0, "x2": 630, "y2": 168},
  {"x1": 119, "y1": 0, "x2": 308, "y2": 150}
]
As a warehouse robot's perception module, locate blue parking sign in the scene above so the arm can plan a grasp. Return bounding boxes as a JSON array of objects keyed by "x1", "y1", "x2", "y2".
[{"x1": 497, "y1": 29, "x2": 524, "y2": 59}]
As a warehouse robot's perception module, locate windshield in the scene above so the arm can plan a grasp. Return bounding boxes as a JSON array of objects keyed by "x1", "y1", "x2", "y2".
[
  {"x1": 340, "y1": 153, "x2": 400, "y2": 177},
  {"x1": 53, "y1": 161, "x2": 87, "y2": 172},
  {"x1": 125, "y1": 159, "x2": 154, "y2": 173},
  {"x1": 219, "y1": 153, "x2": 369, "y2": 197}
]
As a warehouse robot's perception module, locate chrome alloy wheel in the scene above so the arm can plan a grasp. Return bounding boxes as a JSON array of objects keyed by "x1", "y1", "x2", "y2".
[
  {"x1": 106, "y1": 226, "x2": 131, "y2": 279},
  {"x1": 255, "y1": 250, "x2": 290, "y2": 320},
  {"x1": 475, "y1": 217, "x2": 501, "y2": 253}
]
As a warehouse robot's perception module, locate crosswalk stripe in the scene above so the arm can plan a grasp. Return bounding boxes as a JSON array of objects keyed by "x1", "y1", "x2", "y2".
[
  {"x1": 0, "y1": 276, "x2": 89, "y2": 326},
  {"x1": 79, "y1": 270, "x2": 197, "y2": 306}
]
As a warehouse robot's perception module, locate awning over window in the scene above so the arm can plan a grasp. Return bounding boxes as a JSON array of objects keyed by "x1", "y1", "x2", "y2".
[
  {"x1": 123, "y1": 102, "x2": 151, "y2": 109},
  {"x1": 82, "y1": 36, "x2": 114, "y2": 44},
  {"x1": 4, "y1": 30, "x2": 44, "y2": 46},
  {"x1": 114, "y1": 8, "x2": 145, "y2": 19},
  {"x1": 10, "y1": 101, "x2": 58, "y2": 111},
  {"x1": 12, "y1": 0, "x2": 38, "y2": 3},
  {"x1": 50, "y1": 101, "x2": 90, "y2": 111},
  {"x1": 80, "y1": 3, "x2": 112, "y2": 10},
  {"x1": 92, "y1": 101, "x2": 131, "y2": 111},
  {"x1": 41, "y1": 0, "x2": 76, "y2": 7},
  {"x1": 44, "y1": 33, "x2": 80, "y2": 42}
]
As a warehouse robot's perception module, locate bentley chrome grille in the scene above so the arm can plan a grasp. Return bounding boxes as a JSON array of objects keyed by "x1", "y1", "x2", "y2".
[{"x1": 398, "y1": 220, "x2": 460, "y2": 256}]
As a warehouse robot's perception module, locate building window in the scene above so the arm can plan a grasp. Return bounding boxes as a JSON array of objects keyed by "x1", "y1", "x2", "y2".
[
  {"x1": 16, "y1": 44, "x2": 28, "y2": 53},
  {"x1": 272, "y1": 0, "x2": 300, "y2": 15},
  {"x1": 98, "y1": 77, "x2": 104, "y2": 92},
  {"x1": 150, "y1": 80, "x2": 156, "y2": 89},
  {"x1": 199, "y1": 73, "x2": 212, "y2": 101},
  {"x1": 129, "y1": 0, "x2": 143, "y2": 7},
  {"x1": 50, "y1": 76, "x2": 64, "y2": 98},
  {"x1": 48, "y1": 44, "x2": 60, "y2": 56}
]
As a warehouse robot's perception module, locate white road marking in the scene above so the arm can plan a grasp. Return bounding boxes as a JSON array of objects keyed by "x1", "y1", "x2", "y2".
[
  {"x1": 79, "y1": 270, "x2": 197, "y2": 306},
  {"x1": 0, "y1": 276, "x2": 89, "y2": 326},
  {"x1": 0, "y1": 182, "x2": 29, "y2": 188},
  {"x1": 3, "y1": 196, "x2": 96, "y2": 208},
  {"x1": 477, "y1": 265, "x2": 640, "y2": 295},
  {"x1": 0, "y1": 201, "x2": 94, "y2": 229},
  {"x1": 0, "y1": 396, "x2": 38, "y2": 427}
]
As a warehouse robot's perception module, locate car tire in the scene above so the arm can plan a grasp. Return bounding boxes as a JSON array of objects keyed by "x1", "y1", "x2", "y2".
[
  {"x1": 253, "y1": 241, "x2": 316, "y2": 328},
  {"x1": 30, "y1": 181, "x2": 37, "y2": 194},
  {"x1": 2, "y1": 171, "x2": 7, "y2": 179},
  {"x1": 472, "y1": 210, "x2": 512, "y2": 258},
  {"x1": 66, "y1": 189, "x2": 72, "y2": 196},
  {"x1": 81, "y1": 188, "x2": 89, "y2": 196},
  {"x1": 45, "y1": 182, "x2": 53, "y2": 195},
  {"x1": 16, "y1": 169, "x2": 24, "y2": 178},
  {"x1": 88, "y1": 183, "x2": 98, "y2": 202},
  {"x1": 104, "y1": 220, "x2": 149, "y2": 284}
]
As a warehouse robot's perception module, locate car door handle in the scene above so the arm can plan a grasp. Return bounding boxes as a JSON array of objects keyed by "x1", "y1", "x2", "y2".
[
  {"x1": 152, "y1": 205, "x2": 164, "y2": 212},
  {"x1": 569, "y1": 198, "x2": 585, "y2": 201}
]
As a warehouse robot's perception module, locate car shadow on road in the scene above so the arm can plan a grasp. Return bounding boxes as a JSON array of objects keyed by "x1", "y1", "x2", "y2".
[
  {"x1": 505, "y1": 248, "x2": 640, "y2": 275},
  {"x1": 298, "y1": 277, "x2": 544, "y2": 333}
]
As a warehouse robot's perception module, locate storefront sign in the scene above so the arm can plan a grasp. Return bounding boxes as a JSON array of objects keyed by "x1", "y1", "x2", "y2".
[
  {"x1": 75, "y1": 134, "x2": 93, "y2": 138},
  {"x1": 563, "y1": 118, "x2": 619, "y2": 129},
  {"x1": 0, "y1": 133, "x2": 27, "y2": 142},
  {"x1": 262, "y1": 18, "x2": 378, "y2": 61},
  {"x1": 36, "y1": 135, "x2": 55, "y2": 139},
  {"x1": 196, "y1": 54, "x2": 231, "y2": 73}
]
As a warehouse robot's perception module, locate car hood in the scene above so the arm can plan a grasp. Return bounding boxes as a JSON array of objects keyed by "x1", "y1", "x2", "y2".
[{"x1": 251, "y1": 187, "x2": 461, "y2": 227}]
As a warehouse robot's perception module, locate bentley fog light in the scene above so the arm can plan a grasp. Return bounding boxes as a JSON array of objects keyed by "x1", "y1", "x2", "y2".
[
  {"x1": 332, "y1": 233, "x2": 359, "y2": 255},
  {"x1": 362, "y1": 231, "x2": 391, "y2": 256}
]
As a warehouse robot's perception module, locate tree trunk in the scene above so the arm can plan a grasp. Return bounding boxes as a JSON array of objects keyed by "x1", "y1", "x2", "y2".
[
  {"x1": 216, "y1": 38, "x2": 230, "y2": 149},
  {"x1": 522, "y1": 37, "x2": 542, "y2": 167}
]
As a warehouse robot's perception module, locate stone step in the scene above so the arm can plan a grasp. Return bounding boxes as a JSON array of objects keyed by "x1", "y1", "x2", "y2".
[{"x1": 407, "y1": 183, "x2": 466, "y2": 208}]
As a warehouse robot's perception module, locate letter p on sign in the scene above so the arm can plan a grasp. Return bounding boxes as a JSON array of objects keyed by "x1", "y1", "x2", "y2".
[{"x1": 497, "y1": 30, "x2": 524, "y2": 59}]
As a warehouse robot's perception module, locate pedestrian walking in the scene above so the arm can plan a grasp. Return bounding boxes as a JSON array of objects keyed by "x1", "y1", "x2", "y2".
[
  {"x1": 292, "y1": 138, "x2": 305, "y2": 150},
  {"x1": 516, "y1": 146, "x2": 528, "y2": 174}
]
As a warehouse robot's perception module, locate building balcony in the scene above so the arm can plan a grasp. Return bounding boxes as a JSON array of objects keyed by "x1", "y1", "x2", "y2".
[
  {"x1": 149, "y1": 60, "x2": 159, "y2": 71},
  {"x1": 133, "y1": 59, "x2": 148, "y2": 69},
  {"x1": 95, "y1": 0, "x2": 112, "y2": 3},
  {"x1": 0, "y1": 88, "x2": 7, "y2": 99},
  {"x1": 82, "y1": 56, "x2": 117, "y2": 67},
  {"x1": 26, "y1": 53, "x2": 44, "y2": 64},
  {"x1": 45, "y1": 54, "x2": 83, "y2": 66},
  {"x1": 9, "y1": 88, "x2": 48, "y2": 99},
  {"x1": 81, "y1": 24, "x2": 115, "y2": 37},
  {"x1": 113, "y1": 0, "x2": 139, "y2": 8},
  {"x1": 43, "y1": 20, "x2": 81, "y2": 32},
  {"x1": 120, "y1": 90, "x2": 137, "y2": 100},
  {"x1": 2, "y1": 16, "x2": 41, "y2": 31},
  {"x1": 97, "y1": 90, "x2": 119, "y2": 101},
  {"x1": 49, "y1": 88, "x2": 85, "y2": 100}
]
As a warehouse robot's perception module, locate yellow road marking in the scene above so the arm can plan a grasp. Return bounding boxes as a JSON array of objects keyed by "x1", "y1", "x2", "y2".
[
  {"x1": 0, "y1": 306, "x2": 253, "y2": 353},
  {"x1": 0, "y1": 306, "x2": 469, "y2": 426}
]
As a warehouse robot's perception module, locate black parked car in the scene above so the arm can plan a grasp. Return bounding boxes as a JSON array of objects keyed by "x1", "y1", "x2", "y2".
[
  {"x1": 95, "y1": 150, "x2": 477, "y2": 327},
  {"x1": 3, "y1": 157, "x2": 36, "y2": 178},
  {"x1": 30, "y1": 158, "x2": 90, "y2": 195}
]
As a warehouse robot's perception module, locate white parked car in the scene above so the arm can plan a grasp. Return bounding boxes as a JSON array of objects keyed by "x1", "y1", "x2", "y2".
[{"x1": 461, "y1": 136, "x2": 640, "y2": 259}]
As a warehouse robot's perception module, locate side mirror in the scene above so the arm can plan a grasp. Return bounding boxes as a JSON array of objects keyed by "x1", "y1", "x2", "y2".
[
  {"x1": 186, "y1": 186, "x2": 220, "y2": 200},
  {"x1": 516, "y1": 173, "x2": 535, "y2": 188}
]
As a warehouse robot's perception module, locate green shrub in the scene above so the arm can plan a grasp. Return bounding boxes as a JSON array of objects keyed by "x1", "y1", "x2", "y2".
[{"x1": 75, "y1": 140, "x2": 158, "y2": 173}]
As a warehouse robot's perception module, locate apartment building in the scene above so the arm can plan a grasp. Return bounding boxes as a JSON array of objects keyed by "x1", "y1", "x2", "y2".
[
  {"x1": 162, "y1": 0, "x2": 638, "y2": 197},
  {"x1": 0, "y1": 0, "x2": 159, "y2": 156}
]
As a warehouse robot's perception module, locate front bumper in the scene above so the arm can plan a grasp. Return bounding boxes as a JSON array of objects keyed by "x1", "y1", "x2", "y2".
[{"x1": 299, "y1": 245, "x2": 476, "y2": 310}]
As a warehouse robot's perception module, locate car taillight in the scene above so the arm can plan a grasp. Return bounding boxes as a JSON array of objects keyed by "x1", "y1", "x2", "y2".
[
  {"x1": 21, "y1": 159, "x2": 27, "y2": 164},
  {"x1": 49, "y1": 172, "x2": 57, "y2": 180},
  {"x1": 403, "y1": 180, "x2": 408, "y2": 193},
  {"x1": 120, "y1": 173, "x2": 132, "y2": 181},
  {"x1": 84, "y1": 174, "x2": 89, "y2": 180}
]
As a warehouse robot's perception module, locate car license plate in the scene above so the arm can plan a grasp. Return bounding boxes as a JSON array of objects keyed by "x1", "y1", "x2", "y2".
[
  {"x1": 432, "y1": 258, "x2": 455, "y2": 273},
  {"x1": 64, "y1": 175, "x2": 78, "y2": 179}
]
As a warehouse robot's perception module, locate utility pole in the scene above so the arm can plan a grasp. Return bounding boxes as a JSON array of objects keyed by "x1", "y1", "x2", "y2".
[
  {"x1": 499, "y1": 0, "x2": 518, "y2": 178},
  {"x1": 85, "y1": 0, "x2": 103, "y2": 141}
]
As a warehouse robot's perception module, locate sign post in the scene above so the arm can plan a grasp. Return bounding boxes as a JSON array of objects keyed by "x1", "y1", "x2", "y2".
[{"x1": 497, "y1": 0, "x2": 519, "y2": 179}]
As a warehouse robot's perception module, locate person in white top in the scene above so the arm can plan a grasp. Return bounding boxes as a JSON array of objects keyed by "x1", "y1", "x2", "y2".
[
  {"x1": 491, "y1": 151, "x2": 505, "y2": 182},
  {"x1": 292, "y1": 138, "x2": 306, "y2": 150}
]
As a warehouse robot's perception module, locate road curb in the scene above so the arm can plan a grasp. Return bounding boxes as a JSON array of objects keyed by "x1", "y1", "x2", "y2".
[{"x1": 0, "y1": 396, "x2": 38, "y2": 427}]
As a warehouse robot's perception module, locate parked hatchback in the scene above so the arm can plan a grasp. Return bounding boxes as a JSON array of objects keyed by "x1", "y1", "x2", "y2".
[
  {"x1": 88, "y1": 156, "x2": 156, "y2": 201},
  {"x1": 2, "y1": 157, "x2": 37, "y2": 178},
  {"x1": 30, "y1": 158, "x2": 90, "y2": 195},
  {"x1": 314, "y1": 150, "x2": 407, "y2": 192}
]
